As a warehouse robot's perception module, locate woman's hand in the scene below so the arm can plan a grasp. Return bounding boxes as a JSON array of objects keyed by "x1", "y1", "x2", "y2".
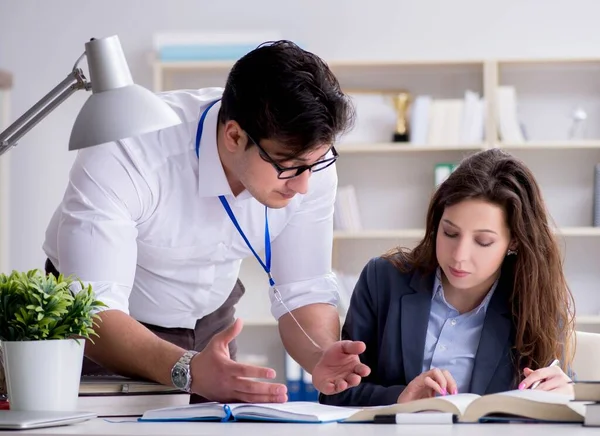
[
  {"x1": 397, "y1": 368, "x2": 458, "y2": 403},
  {"x1": 519, "y1": 366, "x2": 574, "y2": 396}
]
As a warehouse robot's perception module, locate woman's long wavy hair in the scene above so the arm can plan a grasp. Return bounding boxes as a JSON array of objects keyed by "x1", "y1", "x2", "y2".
[{"x1": 384, "y1": 148, "x2": 575, "y2": 374}]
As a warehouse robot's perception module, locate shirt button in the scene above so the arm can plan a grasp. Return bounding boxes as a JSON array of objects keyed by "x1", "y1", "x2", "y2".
[
  {"x1": 450, "y1": 319, "x2": 457, "y2": 326},
  {"x1": 440, "y1": 345, "x2": 447, "y2": 351}
]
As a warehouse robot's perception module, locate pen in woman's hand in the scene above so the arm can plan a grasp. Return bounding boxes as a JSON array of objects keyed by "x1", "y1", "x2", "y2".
[{"x1": 530, "y1": 359, "x2": 560, "y2": 390}]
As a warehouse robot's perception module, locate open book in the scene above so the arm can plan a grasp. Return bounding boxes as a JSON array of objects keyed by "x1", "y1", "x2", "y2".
[
  {"x1": 139, "y1": 401, "x2": 360, "y2": 423},
  {"x1": 139, "y1": 389, "x2": 587, "y2": 424},
  {"x1": 346, "y1": 389, "x2": 587, "y2": 423}
]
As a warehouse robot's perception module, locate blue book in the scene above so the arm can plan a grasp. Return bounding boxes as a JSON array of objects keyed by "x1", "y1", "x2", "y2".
[
  {"x1": 302, "y1": 370, "x2": 319, "y2": 402},
  {"x1": 158, "y1": 44, "x2": 257, "y2": 62},
  {"x1": 285, "y1": 353, "x2": 303, "y2": 402}
]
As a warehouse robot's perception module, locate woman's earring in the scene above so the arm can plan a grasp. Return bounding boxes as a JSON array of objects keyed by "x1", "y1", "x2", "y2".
[{"x1": 507, "y1": 249, "x2": 517, "y2": 256}]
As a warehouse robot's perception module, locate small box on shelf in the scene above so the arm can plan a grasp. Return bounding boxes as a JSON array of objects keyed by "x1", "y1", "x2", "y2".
[{"x1": 434, "y1": 163, "x2": 458, "y2": 187}]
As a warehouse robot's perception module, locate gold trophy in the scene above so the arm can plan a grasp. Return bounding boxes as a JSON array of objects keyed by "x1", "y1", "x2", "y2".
[{"x1": 391, "y1": 91, "x2": 411, "y2": 142}]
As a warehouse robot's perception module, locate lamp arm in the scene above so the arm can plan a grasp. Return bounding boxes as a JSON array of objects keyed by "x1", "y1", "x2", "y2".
[{"x1": 0, "y1": 68, "x2": 90, "y2": 156}]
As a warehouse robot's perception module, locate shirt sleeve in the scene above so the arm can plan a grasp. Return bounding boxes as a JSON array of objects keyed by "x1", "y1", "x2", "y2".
[
  {"x1": 53, "y1": 143, "x2": 148, "y2": 314},
  {"x1": 268, "y1": 165, "x2": 339, "y2": 320}
]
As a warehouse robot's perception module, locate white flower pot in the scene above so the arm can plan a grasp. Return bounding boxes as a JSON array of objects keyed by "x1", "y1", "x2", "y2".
[{"x1": 1, "y1": 339, "x2": 84, "y2": 411}]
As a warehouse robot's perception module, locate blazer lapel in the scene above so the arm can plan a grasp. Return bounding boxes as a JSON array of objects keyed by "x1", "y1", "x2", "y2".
[
  {"x1": 401, "y1": 270, "x2": 435, "y2": 383},
  {"x1": 470, "y1": 274, "x2": 512, "y2": 395}
]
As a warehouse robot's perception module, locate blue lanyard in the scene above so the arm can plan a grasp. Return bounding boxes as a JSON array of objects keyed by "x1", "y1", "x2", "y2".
[{"x1": 195, "y1": 100, "x2": 274, "y2": 287}]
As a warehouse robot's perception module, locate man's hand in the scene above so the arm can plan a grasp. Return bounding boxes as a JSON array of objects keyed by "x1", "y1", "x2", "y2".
[
  {"x1": 190, "y1": 318, "x2": 288, "y2": 403},
  {"x1": 311, "y1": 340, "x2": 371, "y2": 395}
]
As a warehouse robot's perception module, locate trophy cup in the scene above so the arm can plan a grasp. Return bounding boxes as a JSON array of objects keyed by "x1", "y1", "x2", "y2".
[{"x1": 391, "y1": 91, "x2": 411, "y2": 142}]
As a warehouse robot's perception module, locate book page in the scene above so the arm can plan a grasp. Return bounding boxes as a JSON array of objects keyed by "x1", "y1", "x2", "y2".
[
  {"x1": 229, "y1": 402, "x2": 361, "y2": 422},
  {"x1": 494, "y1": 389, "x2": 588, "y2": 417},
  {"x1": 435, "y1": 394, "x2": 481, "y2": 416},
  {"x1": 140, "y1": 402, "x2": 225, "y2": 420},
  {"x1": 345, "y1": 394, "x2": 480, "y2": 422},
  {"x1": 461, "y1": 389, "x2": 586, "y2": 423},
  {"x1": 495, "y1": 389, "x2": 573, "y2": 403}
]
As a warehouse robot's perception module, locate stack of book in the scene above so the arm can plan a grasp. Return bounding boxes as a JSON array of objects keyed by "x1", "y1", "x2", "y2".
[
  {"x1": 574, "y1": 381, "x2": 600, "y2": 427},
  {"x1": 410, "y1": 90, "x2": 485, "y2": 146},
  {"x1": 77, "y1": 375, "x2": 189, "y2": 417}
]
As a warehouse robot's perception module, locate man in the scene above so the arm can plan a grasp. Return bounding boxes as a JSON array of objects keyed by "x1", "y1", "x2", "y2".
[{"x1": 43, "y1": 40, "x2": 370, "y2": 403}]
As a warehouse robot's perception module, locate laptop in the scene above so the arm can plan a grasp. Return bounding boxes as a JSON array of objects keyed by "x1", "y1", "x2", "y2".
[{"x1": 0, "y1": 410, "x2": 96, "y2": 429}]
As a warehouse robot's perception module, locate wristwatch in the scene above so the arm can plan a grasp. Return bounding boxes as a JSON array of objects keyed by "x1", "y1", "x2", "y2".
[{"x1": 171, "y1": 350, "x2": 198, "y2": 392}]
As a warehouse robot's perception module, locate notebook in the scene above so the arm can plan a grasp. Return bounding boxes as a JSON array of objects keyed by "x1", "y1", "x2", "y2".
[
  {"x1": 346, "y1": 389, "x2": 587, "y2": 423},
  {"x1": 139, "y1": 401, "x2": 361, "y2": 423}
]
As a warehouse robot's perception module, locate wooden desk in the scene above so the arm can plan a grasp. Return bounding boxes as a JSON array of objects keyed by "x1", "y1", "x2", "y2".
[{"x1": 0, "y1": 418, "x2": 597, "y2": 436}]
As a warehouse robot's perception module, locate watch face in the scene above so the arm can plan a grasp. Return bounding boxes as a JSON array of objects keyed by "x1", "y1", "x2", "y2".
[{"x1": 172, "y1": 366, "x2": 189, "y2": 389}]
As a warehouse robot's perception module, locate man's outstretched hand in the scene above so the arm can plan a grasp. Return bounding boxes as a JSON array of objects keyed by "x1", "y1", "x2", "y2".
[
  {"x1": 311, "y1": 340, "x2": 370, "y2": 395},
  {"x1": 190, "y1": 318, "x2": 288, "y2": 403}
]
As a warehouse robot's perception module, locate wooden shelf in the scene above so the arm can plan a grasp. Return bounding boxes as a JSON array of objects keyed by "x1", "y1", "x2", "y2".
[
  {"x1": 558, "y1": 227, "x2": 600, "y2": 237},
  {"x1": 242, "y1": 318, "x2": 277, "y2": 327},
  {"x1": 498, "y1": 141, "x2": 600, "y2": 150},
  {"x1": 152, "y1": 60, "x2": 235, "y2": 71},
  {"x1": 576, "y1": 315, "x2": 600, "y2": 325},
  {"x1": 334, "y1": 227, "x2": 600, "y2": 240},
  {"x1": 242, "y1": 315, "x2": 600, "y2": 326},
  {"x1": 151, "y1": 58, "x2": 485, "y2": 71},
  {"x1": 334, "y1": 229, "x2": 425, "y2": 239},
  {"x1": 337, "y1": 143, "x2": 484, "y2": 153},
  {"x1": 334, "y1": 142, "x2": 600, "y2": 153}
]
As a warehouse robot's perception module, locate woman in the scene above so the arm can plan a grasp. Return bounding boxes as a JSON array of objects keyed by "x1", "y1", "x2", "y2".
[{"x1": 320, "y1": 148, "x2": 575, "y2": 407}]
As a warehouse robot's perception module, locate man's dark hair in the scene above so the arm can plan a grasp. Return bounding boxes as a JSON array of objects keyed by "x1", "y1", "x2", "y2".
[{"x1": 218, "y1": 40, "x2": 355, "y2": 158}]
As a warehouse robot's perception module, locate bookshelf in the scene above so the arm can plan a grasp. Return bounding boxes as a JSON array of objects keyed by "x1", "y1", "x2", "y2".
[
  {"x1": 152, "y1": 55, "x2": 600, "y2": 374},
  {"x1": 0, "y1": 70, "x2": 11, "y2": 275}
]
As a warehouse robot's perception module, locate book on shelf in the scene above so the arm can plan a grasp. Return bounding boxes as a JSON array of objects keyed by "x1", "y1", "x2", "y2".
[
  {"x1": 152, "y1": 31, "x2": 283, "y2": 62},
  {"x1": 434, "y1": 163, "x2": 458, "y2": 187},
  {"x1": 496, "y1": 86, "x2": 525, "y2": 143},
  {"x1": 341, "y1": 93, "x2": 397, "y2": 144},
  {"x1": 594, "y1": 164, "x2": 600, "y2": 227},
  {"x1": 138, "y1": 389, "x2": 587, "y2": 424},
  {"x1": 333, "y1": 269, "x2": 359, "y2": 316},
  {"x1": 284, "y1": 353, "x2": 320, "y2": 402},
  {"x1": 412, "y1": 91, "x2": 484, "y2": 146},
  {"x1": 339, "y1": 90, "x2": 483, "y2": 147},
  {"x1": 333, "y1": 185, "x2": 362, "y2": 231}
]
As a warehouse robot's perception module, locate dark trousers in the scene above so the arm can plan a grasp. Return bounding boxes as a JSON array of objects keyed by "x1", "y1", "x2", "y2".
[{"x1": 44, "y1": 259, "x2": 245, "y2": 404}]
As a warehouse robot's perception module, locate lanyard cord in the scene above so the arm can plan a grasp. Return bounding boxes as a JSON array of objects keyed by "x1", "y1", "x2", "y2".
[{"x1": 195, "y1": 100, "x2": 322, "y2": 350}]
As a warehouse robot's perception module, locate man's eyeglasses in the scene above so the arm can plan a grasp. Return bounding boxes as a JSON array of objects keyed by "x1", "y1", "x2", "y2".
[{"x1": 245, "y1": 131, "x2": 338, "y2": 180}]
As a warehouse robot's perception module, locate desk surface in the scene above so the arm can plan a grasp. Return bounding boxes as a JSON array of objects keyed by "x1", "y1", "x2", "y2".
[{"x1": 0, "y1": 419, "x2": 597, "y2": 436}]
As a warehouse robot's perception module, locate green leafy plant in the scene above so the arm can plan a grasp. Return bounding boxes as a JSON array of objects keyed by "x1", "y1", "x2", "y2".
[{"x1": 0, "y1": 269, "x2": 106, "y2": 341}]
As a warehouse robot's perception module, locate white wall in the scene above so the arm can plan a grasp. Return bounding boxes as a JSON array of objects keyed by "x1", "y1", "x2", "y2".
[{"x1": 1, "y1": 0, "x2": 600, "y2": 271}]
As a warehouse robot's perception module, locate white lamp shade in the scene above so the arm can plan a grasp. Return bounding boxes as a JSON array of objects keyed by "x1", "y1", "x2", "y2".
[{"x1": 68, "y1": 84, "x2": 181, "y2": 151}]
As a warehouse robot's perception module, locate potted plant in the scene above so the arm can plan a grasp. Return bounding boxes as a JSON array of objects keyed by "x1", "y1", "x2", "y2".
[{"x1": 0, "y1": 269, "x2": 105, "y2": 411}]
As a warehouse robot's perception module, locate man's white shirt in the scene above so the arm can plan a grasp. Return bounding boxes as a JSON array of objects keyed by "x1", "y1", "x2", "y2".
[{"x1": 43, "y1": 87, "x2": 339, "y2": 329}]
